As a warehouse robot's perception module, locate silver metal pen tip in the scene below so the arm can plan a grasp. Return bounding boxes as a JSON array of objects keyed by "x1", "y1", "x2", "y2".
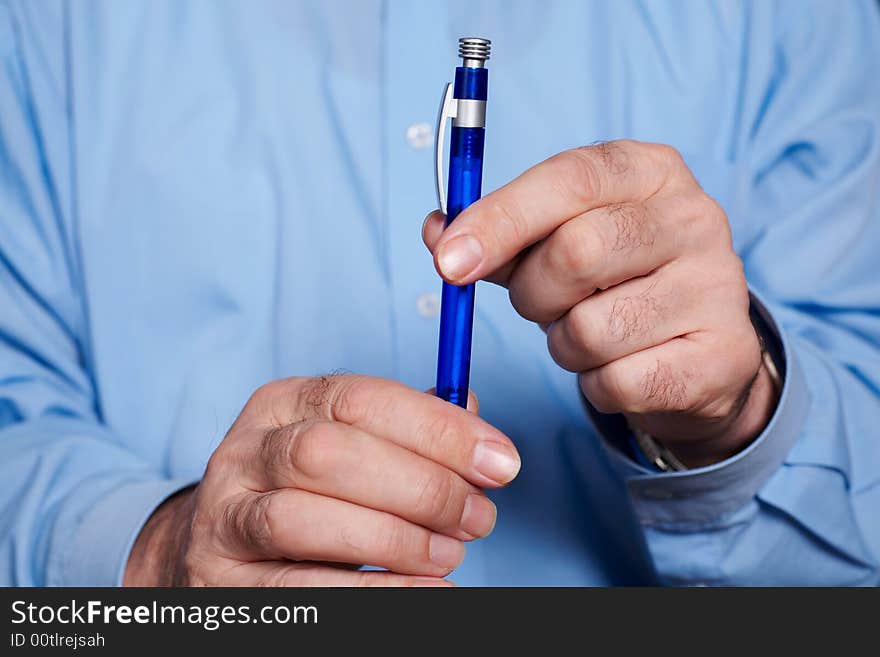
[{"x1": 459, "y1": 37, "x2": 491, "y2": 68}]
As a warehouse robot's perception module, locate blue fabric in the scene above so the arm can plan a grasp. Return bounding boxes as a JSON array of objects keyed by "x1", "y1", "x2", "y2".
[{"x1": 1, "y1": 0, "x2": 879, "y2": 586}]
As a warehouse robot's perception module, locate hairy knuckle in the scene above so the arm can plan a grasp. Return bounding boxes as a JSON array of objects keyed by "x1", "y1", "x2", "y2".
[
  {"x1": 298, "y1": 375, "x2": 340, "y2": 420},
  {"x1": 259, "y1": 426, "x2": 289, "y2": 481},
  {"x1": 607, "y1": 203, "x2": 655, "y2": 253},
  {"x1": 592, "y1": 140, "x2": 633, "y2": 176},
  {"x1": 640, "y1": 360, "x2": 688, "y2": 412},
  {"x1": 224, "y1": 493, "x2": 274, "y2": 551},
  {"x1": 607, "y1": 290, "x2": 662, "y2": 343}
]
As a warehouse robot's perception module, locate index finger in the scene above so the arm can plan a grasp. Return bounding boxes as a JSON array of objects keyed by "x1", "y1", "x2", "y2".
[
  {"x1": 433, "y1": 140, "x2": 677, "y2": 286},
  {"x1": 247, "y1": 374, "x2": 520, "y2": 488}
]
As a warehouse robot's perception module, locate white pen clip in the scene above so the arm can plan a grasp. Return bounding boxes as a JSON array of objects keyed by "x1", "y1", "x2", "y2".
[{"x1": 434, "y1": 82, "x2": 457, "y2": 216}]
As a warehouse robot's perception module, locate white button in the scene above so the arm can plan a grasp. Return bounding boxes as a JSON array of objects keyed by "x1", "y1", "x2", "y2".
[
  {"x1": 406, "y1": 122, "x2": 433, "y2": 149},
  {"x1": 416, "y1": 292, "x2": 441, "y2": 318}
]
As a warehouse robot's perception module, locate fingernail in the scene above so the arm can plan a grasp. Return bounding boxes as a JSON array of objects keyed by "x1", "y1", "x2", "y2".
[
  {"x1": 421, "y1": 212, "x2": 441, "y2": 238},
  {"x1": 473, "y1": 442, "x2": 521, "y2": 485},
  {"x1": 460, "y1": 493, "x2": 497, "y2": 538},
  {"x1": 436, "y1": 234, "x2": 483, "y2": 282},
  {"x1": 429, "y1": 534, "x2": 465, "y2": 569}
]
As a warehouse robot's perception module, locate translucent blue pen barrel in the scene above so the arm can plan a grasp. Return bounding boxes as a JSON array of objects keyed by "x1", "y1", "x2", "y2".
[{"x1": 436, "y1": 66, "x2": 487, "y2": 407}]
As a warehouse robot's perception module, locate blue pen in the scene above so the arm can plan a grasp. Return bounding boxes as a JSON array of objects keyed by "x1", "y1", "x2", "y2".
[{"x1": 433, "y1": 37, "x2": 490, "y2": 407}]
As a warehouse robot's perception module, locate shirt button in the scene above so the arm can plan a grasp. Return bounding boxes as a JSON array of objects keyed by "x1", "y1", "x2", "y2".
[
  {"x1": 406, "y1": 122, "x2": 433, "y2": 150},
  {"x1": 416, "y1": 292, "x2": 441, "y2": 318}
]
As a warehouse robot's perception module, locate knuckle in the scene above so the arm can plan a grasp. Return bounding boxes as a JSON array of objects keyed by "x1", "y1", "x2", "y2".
[
  {"x1": 245, "y1": 379, "x2": 295, "y2": 427},
  {"x1": 223, "y1": 492, "x2": 275, "y2": 551},
  {"x1": 546, "y1": 320, "x2": 575, "y2": 371},
  {"x1": 486, "y1": 196, "x2": 530, "y2": 251},
  {"x1": 377, "y1": 518, "x2": 413, "y2": 564},
  {"x1": 594, "y1": 140, "x2": 633, "y2": 174},
  {"x1": 579, "y1": 368, "x2": 623, "y2": 414},
  {"x1": 202, "y1": 446, "x2": 232, "y2": 483},
  {"x1": 651, "y1": 142, "x2": 683, "y2": 166},
  {"x1": 298, "y1": 374, "x2": 344, "y2": 420},
  {"x1": 639, "y1": 360, "x2": 689, "y2": 412},
  {"x1": 607, "y1": 289, "x2": 663, "y2": 343},
  {"x1": 414, "y1": 470, "x2": 461, "y2": 526},
  {"x1": 287, "y1": 420, "x2": 336, "y2": 479},
  {"x1": 557, "y1": 147, "x2": 603, "y2": 202},
  {"x1": 557, "y1": 306, "x2": 597, "y2": 367},
  {"x1": 258, "y1": 426, "x2": 288, "y2": 480},
  {"x1": 417, "y1": 409, "x2": 467, "y2": 460},
  {"x1": 248, "y1": 380, "x2": 282, "y2": 408},
  {"x1": 607, "y1": 203, "x2": 656, "y2": 253},
  {"x1": 544, "y1": 221, "x2": 605, "y2": 285},
  {"x1": 690, "y1": 194, "x2": 731, "y2": 243}
]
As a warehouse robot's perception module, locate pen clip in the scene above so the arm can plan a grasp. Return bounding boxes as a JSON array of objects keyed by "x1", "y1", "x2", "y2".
[{"x1": 434, "y1": 82, "x2": 457, "y2": 216}]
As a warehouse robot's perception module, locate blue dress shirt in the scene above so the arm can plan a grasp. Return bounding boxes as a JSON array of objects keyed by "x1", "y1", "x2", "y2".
[{"x1": 1, "y1": 0, "x2": 879, "y2": 586}]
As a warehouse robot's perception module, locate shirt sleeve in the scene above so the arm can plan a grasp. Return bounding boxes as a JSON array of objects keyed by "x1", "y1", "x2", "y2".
[
  {"x1": 0, "y1": 1, "x2": 193, "y2": 586},
  {"x1": 594, "y1": 0, "x2": 880, "y2": 585}
]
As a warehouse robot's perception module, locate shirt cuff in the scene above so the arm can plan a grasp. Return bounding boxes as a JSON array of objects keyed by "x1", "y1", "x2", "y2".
[
  {"x1": 596, "y1": 292, "x2": 812, "y2": 527},
  {"x1": 53, "y1": 478, "x2": 197, "y2": 586}
]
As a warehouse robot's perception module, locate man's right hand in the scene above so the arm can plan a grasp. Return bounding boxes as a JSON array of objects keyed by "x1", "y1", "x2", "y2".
[{"x1": 123, "y1": 375, "x2": 520, "y2": 586}]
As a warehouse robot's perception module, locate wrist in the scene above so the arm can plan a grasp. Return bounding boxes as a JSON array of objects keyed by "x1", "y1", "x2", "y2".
[{"x1": 123, "y1": 486, "x2": 196, "y2": 586}]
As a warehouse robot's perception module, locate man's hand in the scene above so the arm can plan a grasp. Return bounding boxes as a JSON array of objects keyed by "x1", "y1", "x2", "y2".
[
  {"x1": 423, "y1": 140, "x2": 776, "y2": 468},
  {"x1": 124, "y1": 375, "x2": 519, "y2": 586}
]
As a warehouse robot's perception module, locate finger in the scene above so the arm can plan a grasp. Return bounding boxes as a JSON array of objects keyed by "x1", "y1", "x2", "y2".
[
  {"x1": 546, "y1": 265, "x2": 703, "y2": 372},
  {"x1": 432, "y1": 141, "x2": 684, "y2": 285},
  {"x1": 578, "y1": 330, "x2": 760, "y2": 418},
  {"x1": 248, "y1": 375, "x2": 520, "y2": 488},
  {"x1": 422, "y1": 210, "x2": 446, "y2": 252},
  {"x1": 424, "y1": 386, "x2": 479, "y2": 414},
  {"x1": 423, "y1": 209, "x2": 521, "y2": 286},
  {"x1": 507, "y1": 196, "x2": 686, "y2": 323},
  {"x1": 223, "y1": 489, "x2": 466, "y2": 577},
  {"x1": 256, "y1": 419, "x2": 497, "y2": 539},
  {"x1": 225, "y1": 561, "x2": 454, "y2": 587}
]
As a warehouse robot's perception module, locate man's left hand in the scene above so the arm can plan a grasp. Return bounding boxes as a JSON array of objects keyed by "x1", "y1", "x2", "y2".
[{"x1": 423, "y1": 140, "x2": 777, "y2": 468}]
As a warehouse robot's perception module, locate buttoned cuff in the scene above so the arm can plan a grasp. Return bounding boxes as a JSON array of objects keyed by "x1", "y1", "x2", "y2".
[
  {"x1": 596, "y1": 292, "x2": 811, "y2": 528},
  {"x1": 53, "y1": 478, "x2": 197, "y2": 586}
]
